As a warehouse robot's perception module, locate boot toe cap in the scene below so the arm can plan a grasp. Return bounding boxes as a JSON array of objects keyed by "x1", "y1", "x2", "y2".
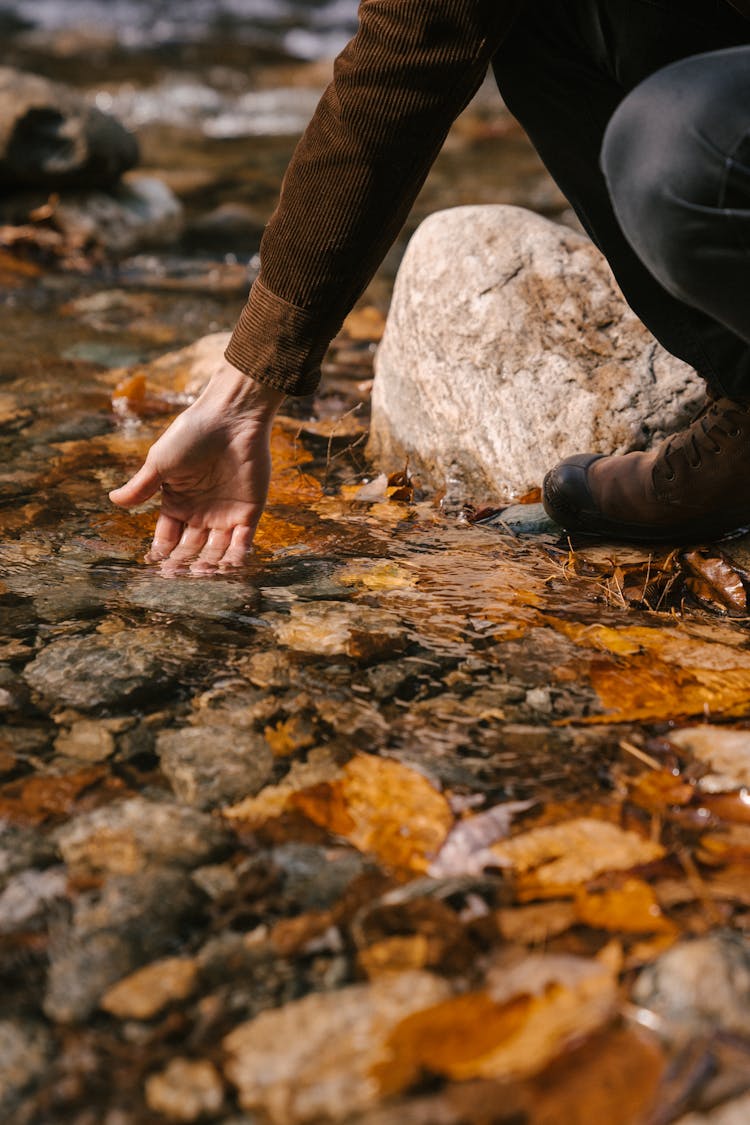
[{"x1": 542, "y1": 454, "x2": 603, "y2": 528}]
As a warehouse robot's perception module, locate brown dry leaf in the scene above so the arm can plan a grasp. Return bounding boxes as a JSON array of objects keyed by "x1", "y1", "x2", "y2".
[
  {"x1": 336, "y1": 560, "x2": 415, "y2": 591},
  {"x1": 263, "y1": 717, "x2": 316, "y2": 758},
  {"x1": 374, "y1": 952, "x2": 617, "y2": 1088},
  {"x1": 223, "y1": 971, "x2": 451, "y2": 1123},
  {"x1": 683, "y1": 548, "x2": 747, "y2": 614},
  {"x1": 523, "y1": 1024, "x2": 665, "y2": 1125},
  {"x1": 292, "y1": 753, "x2": 453, "y2": 873},
  {"x1": 495, "y1": 901, "x2": 578, "y2": 944},
  {"x1": 342, "y1": 305, "x2": 387, "y2": 341},
  {"x1": 627, "y1": 769, "x2": 695, "y2": 812},
  {"x1": 547, "y1": 617, "x2": 750, "y2": 722},
  {"x1": 490, "y1": 817, "x2": 664, "y2": 894},
  {"x1": 574, "y1": 878, "x2": 675, "y2": 934},
  {"x1": 222, "y1": 747, "x2": 342, "y2": 828},
  {"x1": 358, "y1": 934, "x2": 433, "y2": 978},
  {"x1": 696, "y1": 823, "x2": 750, "y2": 866},
  {"x1": 0, "y1": 767, "x2": 107, "y2": 825}
]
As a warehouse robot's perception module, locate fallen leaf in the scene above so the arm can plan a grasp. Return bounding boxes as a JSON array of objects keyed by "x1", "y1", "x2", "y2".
[
  {"x1": 491, "y1": 818, "x2": 664, "y2": 894},
  {"x1": 223, "y1": 971, "x2": 451, "y2": 1123},
  {"x1": 683, "y1": 549, "x2": 747, "y2": 614},
  {"x1": 574, "y1": 878, "x2": 675, "y2": 934},
  {"x1": 342, "y1": 305, "x2": 387, "y2": 341},
  {"x1": 0, "y1": 767, "x2": 107, "y2": 825},
  {"x1": 222, "y1": 747, "x2": 342, "y2": 827},
  {"x1": 293, "y1": 753, "x2": 453, "y2": 872},
  {"x1": 263, "y1": 716, "x2": 317, "y2": 758},
  {"x1": 667, "y1": 727, "x2": 750, "y2": 793},
  {"x1": 374, "y1": 952, "x2": 617, "y2": 1087}
]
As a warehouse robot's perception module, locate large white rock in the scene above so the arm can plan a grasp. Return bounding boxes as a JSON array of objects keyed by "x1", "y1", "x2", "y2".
[{"x1": 369, "y1": 205, "x2": 705, "y2": 502}]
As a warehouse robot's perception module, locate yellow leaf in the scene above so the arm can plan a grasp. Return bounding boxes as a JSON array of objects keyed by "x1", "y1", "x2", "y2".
[{"x1": 574, "y1": 878, "x2": 675, "y2": 934}]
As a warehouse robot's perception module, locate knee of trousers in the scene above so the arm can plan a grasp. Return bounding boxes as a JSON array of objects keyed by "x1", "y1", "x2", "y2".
[{"x1": 600, "y1": 51, "x2": 749, "y2": 306}]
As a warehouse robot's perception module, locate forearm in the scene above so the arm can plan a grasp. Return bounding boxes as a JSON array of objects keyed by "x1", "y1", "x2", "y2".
[{"x1": 226, "y1": 0, "x2": 521, "y2": 395}]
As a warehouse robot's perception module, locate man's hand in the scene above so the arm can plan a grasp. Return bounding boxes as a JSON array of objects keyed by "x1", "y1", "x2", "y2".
[{"x1": 109, "y1": 364, "x2": 285, "y2": 573}]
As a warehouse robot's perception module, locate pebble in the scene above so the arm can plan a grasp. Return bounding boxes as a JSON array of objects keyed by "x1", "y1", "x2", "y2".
[
  {"x1": 56, "y1": 796, "x2": 230, "y2": 875},
  {"x1": 483, "y1": 502, "x2": 561, "y2": 537},
  {"x1": 100, "y1": 956, "x2": 199, "y2": 1020},
  {"x1": 0, "y1": 866, "x2": 68, "y2": 934},
  {"x1": 54, "y1": 718, "x2": 123, "y2": 762},
  {"x1": 125, "y1": 575, "x2": 260, "y2": 623},
  {"x1": 157, "y1": 725, "x2": 274, "y2": 810},
  {"x1": 632, "y1": 932, "x2": 750, "y2": 1040},
  {"x1": 0, "y1": 1020, "x2": 53, "y2": 1115},
  {"x1": 145, "y1": 1058, "x2": 224, "y2": 1123},
  {"x1": 24, "y1": 627, "x2": 200, "y2": 710},
  {"x1": 45, "y1": 868, "x2": 199, "y2": 1023}
]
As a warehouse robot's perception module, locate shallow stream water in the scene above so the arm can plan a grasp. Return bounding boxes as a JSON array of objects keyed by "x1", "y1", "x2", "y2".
[{"x1": 2, "y1": 8, "x2": 750, "y2": 1124}]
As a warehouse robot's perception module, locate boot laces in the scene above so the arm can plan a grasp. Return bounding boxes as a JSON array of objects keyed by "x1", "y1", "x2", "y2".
[{"x1": 661, "y1": 396, "x2": 750, "y2": 479}]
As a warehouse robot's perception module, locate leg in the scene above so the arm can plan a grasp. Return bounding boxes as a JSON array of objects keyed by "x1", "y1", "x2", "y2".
[
  {"x1": 493, "y1": 0, "x2": 750, "y2": 397},
  {"x1": 602, "y1": 45, "x2": 750, "y2": 382},
  {"x1": 543, "y1": 42, "x2": 750, "y2": 540}
]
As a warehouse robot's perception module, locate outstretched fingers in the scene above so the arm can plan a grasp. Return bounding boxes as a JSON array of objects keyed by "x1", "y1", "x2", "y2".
[
  {"x1": 147, "y1": 513, "x2": 184, "y2": 562},
  {"x1": 220, "y1": 524, "x2": 256, "y2": 568},
  {"x1": 190, "y1": 529, "x2": 233, "y2": 574}
]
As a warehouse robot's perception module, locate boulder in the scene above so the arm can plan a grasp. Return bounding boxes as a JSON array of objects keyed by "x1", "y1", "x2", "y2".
[
  {"x1": 369, "y1": 205, "x2": 705, "y2": 503},
  {"x1": 0, "y1": 66, "x2": 138, "y2": 191},
  {"x1": 53, "y1": 174, "x2": 184, "y2": 255}
]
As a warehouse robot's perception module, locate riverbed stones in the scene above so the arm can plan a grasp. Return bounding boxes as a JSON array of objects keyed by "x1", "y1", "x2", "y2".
[
  {"x1": 632, "y1": 932, "x2": 750, "y2": 1040},
  {"x1": 44, "y1": 867, "x2": 200, "y2": 1022},
  {"x1": 370, "y1": 205, "x2": 705, "y2": 502},
  {"x1": 100, "y1": 956, "x2": 199, "y2": 1020},
  {"x1": 23, "y1": 626, "x2": 200, "y2": 710},
  {"x1": 125, "y1": 574, "x2": 259, "y2": 623},
  {"x1": 56, "y1": 796, "x2": 230, "y2": 875},
  {"x1": 0, "y1": 1020, "x2": 53, "y2": 1116},
  {"x1": 157, "y1": 725, "x2": 274, "y2": 809},
  {"x1": 145, "y1": 1058, "x2": 224, "y2": 1123},
  {"x1": 0, "y1": 66, "x2": 138, "y2": 190},
  {"x1": 53, "y1": 174, "x2": 184, "y2": 255},
  {"x1": 0, "y1": 866, "x2": 67, "y2": 934}
]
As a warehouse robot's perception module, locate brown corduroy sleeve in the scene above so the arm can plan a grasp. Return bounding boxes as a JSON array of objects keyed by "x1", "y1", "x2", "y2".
[{"x1": 225, "y1": 0, "x2": 522, "y2": 396}]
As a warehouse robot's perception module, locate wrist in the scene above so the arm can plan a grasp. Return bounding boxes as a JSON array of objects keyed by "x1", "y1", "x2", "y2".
[{"x1": 201, "y1": 363, "x2": 285, "y2": 423}]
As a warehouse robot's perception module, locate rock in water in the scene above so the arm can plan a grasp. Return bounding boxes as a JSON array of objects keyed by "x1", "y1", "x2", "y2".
[
  {"x1": 0, "y1": 67, "x2": 138, "y2": 190},
  {"x1": 370, "y1": 205, "x2": 705, "y2": 502},
  {"x1": 23, "y1": 627, "x2": 199, "y2": 711},
  {"x1": 53, "y1": 175, "x2": 184, "y2": 255}
]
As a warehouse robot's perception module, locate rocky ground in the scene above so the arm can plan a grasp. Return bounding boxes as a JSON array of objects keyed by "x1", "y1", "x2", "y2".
[{"x1": 1, "y1": 9, "x2": 750, "y2": 1125}]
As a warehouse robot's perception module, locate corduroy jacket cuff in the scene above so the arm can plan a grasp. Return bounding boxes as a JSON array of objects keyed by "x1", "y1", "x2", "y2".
[{"x1": 224, "y1": 279, "x2": 340, "y2": 398}]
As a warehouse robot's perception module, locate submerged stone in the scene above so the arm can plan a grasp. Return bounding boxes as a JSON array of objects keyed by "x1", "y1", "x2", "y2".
[
  {"x1": 23, "y1": 626, "x2": 200, "y2": 710},
  {"x1": 125, "y1": 575, "x2": 259, "y2": 623},
  {"x1": 157, "y1": 725, "x2": 274, "y2": 810},
  {"x1": 145, "y1": 1058, "x2": 224, "y2": 1123},
  {"x1": 0, "y1": 1019, "x2": 53, "y2": 1116}
]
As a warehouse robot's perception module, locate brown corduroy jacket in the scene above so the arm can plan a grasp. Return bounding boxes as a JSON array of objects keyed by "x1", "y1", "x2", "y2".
[
  {"x1": 224, "y1": 0, "x2": 523, "y2": 396},
  {"x1": 224, "y1": 0, "x2": 749, "y2": 396}
]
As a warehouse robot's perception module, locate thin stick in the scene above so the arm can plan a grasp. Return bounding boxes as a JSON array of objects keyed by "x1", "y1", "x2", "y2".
[{"x1": 619, "y1": 739, "x2": 662, "y2": 771}]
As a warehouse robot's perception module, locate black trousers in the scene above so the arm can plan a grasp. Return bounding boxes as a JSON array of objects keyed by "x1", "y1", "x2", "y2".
[{"x1": 492, "y1": 0, "x2": 750, "y2": 400}]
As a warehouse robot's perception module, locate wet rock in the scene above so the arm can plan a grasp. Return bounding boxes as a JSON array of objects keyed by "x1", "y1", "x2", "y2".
[
  {"x1": 44, "y1": 867, "x2": 200, "y2": 1022},
  {"x1": 0, "y1": 66, "x2": 138, "y2": 191},
  {"x1": 222, "y1": 971, "x2": 451, "y2": 1123},
  {"x1": 100, "y1": 956, "x2": 199, "y2": 1020},
  {"x1": 54, "y1": 718, "x2": 124, "y2": 762},
  {"x1": 273, "y1": 844, "x2": 365, "y2": 911},
  {"x1": 632, "y1": 932, "x2": 750, "y2": 1040},
  {"x1": 53, "y1": 174, "x2": 184, "y2": 256},
  {"x1": 237, "y1": 649, "x2": 294, "y2": 690},
  {"x1": 125, "y1": 575, "x2": 259, "y2": 624},
  {"x1": 157, "y1": 725, "x2": 274, "y2": 810},
  {"x1": 274, "y1": 601, "x2": 408, "y2": 663},
  {"x1": 145, "y1": 1058, "x2": 224, "y2": 1123},
  {"x1": 111, "y1": 331, "x2": 231, "y2": 399},
  {"x1": 0, "y1": 866, "x2": 67, "y2": 934},
  {"x1": 191, "y1": 862, "x2": 239, "y2": 901},
  {"x1": 0, "y1": 823, "x2": 57, "y2": 887},
  {"x1": 481, "y1": 502, "x2": 561, "y2": 537},
  {"x1": 56, "y1": 796, "x2": 230, "y2": 875},
  {"x1": 0, "y1": 1019, "x2": 53, "y2": 1116},
  {"x1": 185, "y1": 201, "x2": 265, "y2": 250},
  {"x1": 370, "y1": 205, "x2": 704, "y2": 502},
  {"x1": 23, "y1": 626, "x2": 200, "y2": 710},
  {"x1": 2, "y1": 560, "x2": 109, "y2": 623}
]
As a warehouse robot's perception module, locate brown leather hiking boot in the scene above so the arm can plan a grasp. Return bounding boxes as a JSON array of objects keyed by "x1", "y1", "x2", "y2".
[{"x1": 542, "y1": 395, "x2": 750, "y2": 542}]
